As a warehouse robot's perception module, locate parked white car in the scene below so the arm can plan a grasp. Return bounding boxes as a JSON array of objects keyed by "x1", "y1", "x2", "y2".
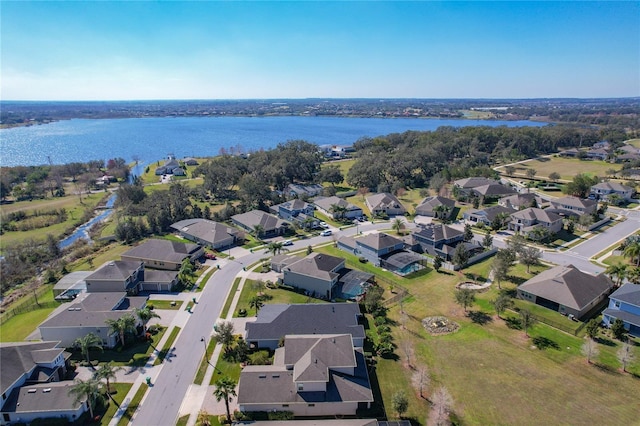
[{"x1": 320, "y1": 230, "x2": 332, "y2": 236}]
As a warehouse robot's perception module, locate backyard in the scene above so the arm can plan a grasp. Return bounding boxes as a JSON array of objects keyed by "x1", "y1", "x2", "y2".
[{"x1": 495, "y1": 155, "x2": 616, "y2": 182}]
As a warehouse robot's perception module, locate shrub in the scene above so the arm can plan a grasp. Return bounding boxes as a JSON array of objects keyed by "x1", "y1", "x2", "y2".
[
  {"x1": 268, "y1": 411, "x2": 294, "y2": 420},
  {"x1": 248, "y1": 350, "x2": 271, "y2": 365},
  {"x1": 238, "y1": 308, "x2": 247, "y2": 317},
  {"x1": 358, "y1": 256, "x2": 368, "y2": 263},
  {"x1": 374, "y1": 315, "x2": 388, "y2": 327}
]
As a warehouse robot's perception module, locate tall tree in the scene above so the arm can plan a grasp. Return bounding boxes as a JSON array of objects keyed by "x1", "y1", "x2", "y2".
[
  {"x1": 68, "y1": 378, "x2": 104, "y2": 419},
  {"x1": 463, "y1": 224, "x2": 474, "y2": 242},
  {"x1": 213, "y1": 376, "x2": 237, "y2": 424},
  {"x1": 179, "y1": 258, "x2": 197, "y2": 287},
  {"x1": 519, "y1": 246, "x2": 541, "y2": 273},
  {"x1": 73, "y1": 333, "x2": 103, "y2": 366},
  {"x1": 317, "y1": 165, "x2": 344, "y2": 187},
  {"x1": 492, "y1": 294, "x2": 512, "y2": 319},
  {"x1": 251, "y1": 224, "x2": 265, "y2": 241},
  {"x1": 519, "y1": 310, "x2": 536, "y2": 337},
  {"x1": 452, "y1": 244, "x2": 470, "y2": 272},
  {"x1": 135, "y1": 307, "x2": 161, "y2": 334},
  {"x1": 617, "y1": 342, "x2": 635, "y2": 373},
  {"x1": 623, "y1": 240, "x2": 640, "y2": 267},
  {"x1": 455, "y1": 288, "x2": 475, "y2": 313},
  {"x1": 264, "y1": 241, "x2": 288, "y2": 256},
  {"x1": 490, "y1": 256, "x2": 510, "y2": 290},
  {"x1": 606, "y1": 263, "x2": 628, "y2": 287},
  {"x1": 585, "y1": 318, "x2": 600, "y2": 340},
  {"x1": 105, "y1": 314, "x2": 137, "y2": 348},
  {"x1": 482, "y1": 232, "x2": 493, "y2": 249},
  {"x1": 249, "y1": 296, "x2": 264, "y2": 315},
  {"x1": 94, "y1": 362, "x2": 122, "y2": 394},
  {"x1": 548, "y1": 172, "x2": 561, "y2": 183},
  {"x1": 582, "y1": 338, "x2": 599, "y2": 364},
  {"x1": 611, "y1": 318, "x2": 627, "y2": 341},
  {"x1": 213, "y1": 321, "x2": 235, "y2": 350}
]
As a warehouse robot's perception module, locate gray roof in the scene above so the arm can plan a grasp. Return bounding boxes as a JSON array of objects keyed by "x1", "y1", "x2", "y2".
[
  {"x1": 550, "y1": 196, "x2": 597, "y2": 210},
  {"x1": 39, "y1": 292, "x2": 148, "y2": 328},
  {"x1": 592, "y1": 181, "x2": 633, "y2": 192},
  {"x1": 337, "y1": 235, "x2": 358, "y2": 250},
  {"x1": 356, "y1": 233, "x2": 404, "y2": 251},
  {"x1": 273, "y1": 199, "x2": 313, "y2": 212},
  {"x1": 609, "y1": 283, "x2": 640, "y2": 306},
  {"x1": 499, "y1": 193, "x2": 540, "y2": 208},
  {"x1": 54, "y1": 271, "x2": 92, "y2": 292},
  {"x1": 510, "y1": 207, "x2": 562, "y2": 224},
  {"x1": 170, "y1": 218, "x2": 239, "y2": 245},
  {"x1": 366, "y1": 193, "x2": 406, "y2": 213},
  {"x1": 3, "y1": 382, "x2": 84, "y2": 414},
  {"x1": 0, "y1": 341, "x2": 65, "y2": 395},
  {"x1": 313, "y1": 196, "x2": 361, "y2": 213},
  {"x1": 415, "y1": 196, "x2": 455, "y2": 215},
  {"x1": 454, "y1": 177, "x2": 495, "y2": 189},
  {"x1": 122, "y1": 239, "x2": 201, "y2": 264},
  {"x1": 245, "y1": 303, "x2": 365, "y2": 343},
  {"x1": 519, "y1": 265, "x2": 613, "y2": 310},
  {"x1": 144, "y1": 269, "x2": 178, "y2": 283},
  {"x1": 231, "y1": 210, "x2": 288, "y2": 232},
  {"x1": 285, "y1": 253, "x2": 345, "y2": 281},
  {"x1": 87, "y1": 260, "x2": 141, "y2": 282},
  {"x1": 285, "y1": 334, "x2": 356, "y2": 381},
  {"x1": 603, "y1": 308, "x2": 640, "y2": 328},
  {"x1": 472, "y1": 183, "x2": 517, "y2": 197},
  {"x1": 466, "y1": 205, "x2": 516, "y2": 222},
  {"x1": 413, "y1": 223, "x2": 463, "y2": 242}
]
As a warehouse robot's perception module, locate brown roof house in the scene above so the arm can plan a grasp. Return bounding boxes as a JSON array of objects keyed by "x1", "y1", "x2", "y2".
[
  {"x1": 121, "y1": 239, "x2": 204, "y2": 271},
  {"x1": 517, "y1": 265, "x2": 613, "y2": 319},
  {"x1": 0, "y1": 342, "x2": 83, "y2": 425},
  {"x1": 237, "y1": 334, "x2": 373, "y2": 417}
]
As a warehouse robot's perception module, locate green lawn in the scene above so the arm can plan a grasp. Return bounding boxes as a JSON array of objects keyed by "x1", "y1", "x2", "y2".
[
  {"x1": 154, "y1": 326, "x2": 181, "y2": 365},
  {"x1": 116, "y1": 383, "x2": 148, "y2": 426},
  {"x1": 99, "y1": 383, "x2": 133, "y2": 425},
  {"x1": 70, "y1": 243, "x2": 131, "y2": 271},
  {"x1": 232, "y1": 278, "x2": 326, "y2": 318},
  {"x1": 147, "y1": 299, "x2": 183, "y2": 310},
  {"x1": 196, "y1": 268, "x2": 217, "y2": 292},
  {"x1": 0, "y1": 305, "x2": 59, "y2": 341},
  {"x1": 625, "y1": 138, "x2": 640, "y2": 148},
  {"x1": 194, "y1": 337, "x2": 218, "y2": 385},
  {"x1": 220, "y1": 278, "x2": 241, "y2": 319},
  {"x1": 496, "y1": 156, "x2": 616, "y2": 181},
  {"x1": 210, "y1": 355, "x2": 243, "y2": 385}
]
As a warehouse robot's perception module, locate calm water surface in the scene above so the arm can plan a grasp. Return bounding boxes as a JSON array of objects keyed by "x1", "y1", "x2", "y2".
[{"x1": 0, "y1": 116, "x2": 546, "y2": 167}]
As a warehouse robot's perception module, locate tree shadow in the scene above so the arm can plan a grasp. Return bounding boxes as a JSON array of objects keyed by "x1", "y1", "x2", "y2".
[
  {"x1": 532, "y1": 336, "x2": 560, "y2": 350},
  {"x1": 508, "y1": 275, "x2": 528, "y2": 286},
  {"x1": 501, "y1": 288, "x2": 517, "y2": 298},
  {"x1": 595, "y1": 337, "x2": 617, "y2": 347},
  {"x1": 505, "y1": 317, "x2": 522, "y2": 330},
  {"x1": 468, "y1": 311, "x2": 493, "y2": 325}
]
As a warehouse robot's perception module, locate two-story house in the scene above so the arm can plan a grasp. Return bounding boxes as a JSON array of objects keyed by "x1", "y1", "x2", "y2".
[
  {"x1": 85, "y1": 261, "x2": 145, "y2": 294},
  {"x1": 365, "y1": 193, "x2": 407, "y2": 217},
  {"x1": 508, "y1": 208, "x2": 563, "y2": 238},
  {"x1": 411, "y1": 223, "x2": 468, "y2": 261},
  {"x1": 338, "y1": 232, "x2": 424, "y2": 275},
  {"x1": 590, "y1": 182, "x2": 634, "y2": 203},
  {"x1": 547, "y1": 196, "x2": 597, "y2": 219},
  {"x1": 313, "y1": 196, "x2": 363, "y2": 220},
  {"x1": 120, "y1": 239, "x2": 204, "y2": 271},
  {"x1": 463, "y1": 205, "x2": 516, "y2": 227},
  {"x1": 237, "y1": 334, "x2": 373, "y2": 417},
  {"x1": 602, "y1": 283, "x2": 640, "y2": 337},
  {"x1": 498, "y1": 193, "x2": 542, "y2": 210},
  {"x1": 284, "y1": 183, "x2": 324, "y2": 199},
  {"x1": 282, "y1": 253, "x2": 345, "y2": 300},
  {"x1": 0, "y1": 341, "x2": 84, "y2": 425},
  {"x1": 270, "y1": 199, "x2": 319, "y2": 229}
]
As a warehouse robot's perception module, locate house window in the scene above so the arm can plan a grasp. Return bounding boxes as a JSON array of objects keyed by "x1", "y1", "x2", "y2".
[
  {"x1": 614, "y1": 301, "x2": 620, "y2": 308},
  {"x1": 282, "y1": 404, "x2": 289, "y2": 408},
  {"x1": 308, "y1": 404, "x2": 315, "y2": 407},
  {"x1": 297, "y1": 384, "x2": 304, "y2": 391}
]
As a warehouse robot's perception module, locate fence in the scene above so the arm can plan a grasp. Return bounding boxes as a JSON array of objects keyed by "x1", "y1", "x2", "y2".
[
  {"x1": 0, "y1": 300, "x2": 60, "y2": 325},
  {"x1": 509, "y1": 308, "x2": 583, "y2": 336}
]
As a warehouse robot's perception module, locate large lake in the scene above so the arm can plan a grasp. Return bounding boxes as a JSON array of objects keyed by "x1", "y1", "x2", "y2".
[{"x1": 0, "y1": 116, "x2": 546, "y2": 167}]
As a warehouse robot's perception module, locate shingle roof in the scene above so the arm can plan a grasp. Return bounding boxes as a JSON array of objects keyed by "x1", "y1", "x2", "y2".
[
  {"x1": 519, "y1": 265, "x2": 613, "y2": 310},
  {"x1": 3, "y1": 382, "x2": 84, "y2": 414},
  {"x1": 609, "y1": 283, "x2": 640, "y2": 306},
  {"x1": 413, "y1": 224, "x2": 463, "y2": 242},
  {"x1": 170, "y1": 218, "x2": 239, "y2": 245},
  {"x1": 122, "y1": 239, "x2": 201, "y2": 264},
  {"x1": 592, "y1": 182, "x2": 633, "y2": 192},
  {"x1": 510, "y1": 207, "x2": 562, "y2": 224},
  {"x1": 285, "y1": 253, "x2": 345, "y2": 281},
  {"x1": 232, "y1": 210, "x2": 288, "y2": 232},
  {"x1": 287, "y1": 335, "x2": 356, "y2": 382},
  {"x1": 550, "y1": 196, "x2": 597, "y2": 210},
  {"x1": 466, "y1": 205, "x2": 516, "y2": 222},
  {"x1": 454, "y1": 177, "x2": 495, "y2": 189},
  {"x1": 313, "y1": 196, "x2": 360, "y2": 212},
  {"x1": 415, "y1": 196, "x2": 455, "y2": 215},
  {"x1": 356, "y1": 233, "x2": 404, "y2": 251},
  {"x1": 499, "y1": 193, "x2": 539, "y2": 208},
  {"x1": 366, "y1": 193, "x2": 406, "y2": 213},
  {"x1": 86, "y1": 261, "x2": 141, "y2": 282},
  {"x1": 0, "y1": 342, "x2": 64, "y2": 395},
  {"x1": 276, "y1": 199, "x2": 312, "y2": 211},
  {"x1": 245, "y1": 303, "x2": 365, "y2": 342},
  {"x1": 472, "y1": 183, "x2": 517, "y2": 197}
]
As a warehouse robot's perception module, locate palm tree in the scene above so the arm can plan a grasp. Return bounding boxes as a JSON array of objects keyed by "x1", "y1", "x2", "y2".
[
  {"x1": 606, "y1": 263, "x2": 628, "y2": 287},
  {"x1": 135, "y1": 307, "x2": 160, "y2": 334},
  {"x1": 94, "y1": 362, "x2": 122, "y2": 394},
  {"x1": 178, "y1": 258, "x2": 196, "y2": 287},
  {"x1": 627, "y1": 267, "x2": 640, "y2": 284},
  {"x1": 302, "y1": 216, "x2": 316, "y2": 230},
  {"x1": 73, "y1": 333, "x2": 103, "y2": 366},
  {"x1": 252, "y1": 224, "x2": 265, "y2": 241},
  {"x1": 105, "y1": 314, "x2": 137, "y2": 348},
  {"x1": 392, "y1": 218, "x2": 404, "y2": 235},
  {"x1": 213, "y1": 376, "x2": 237, "y2": 424},
  {"x1": 623, "y1": 240, "x2": 640, "y2": 267},
  {"x1": 68, "y1": 378, "x2": 104, "y2": 419},
  {"x1": 330, "y1": 203, "x2": 348, "y2": 220},
  {"x1": 249, "y1": 296, "x2": 264, "y2": 315},
  {"x1": 264, "y1": 241, "x2": 288, "y2": 256}
]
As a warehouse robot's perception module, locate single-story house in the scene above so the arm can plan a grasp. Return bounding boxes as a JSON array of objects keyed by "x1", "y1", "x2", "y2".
[
  {"x1": 590, "y1": 182, "x2": 634, "y2": 202},
  {"x1": 0, "y1": 342, "x2": 82, "y2": 426},
  {"x1": 508, "y1": 208, "x2": 563, "y2": 238},
  {"x1": 121, "y1": 239, "x2": 204, "y2": 271},
  {"x1": 602, "y1": 283, "x2": 640, "y2": 337},
  {"x1": 171, "y1": 218, "x2": 240, "y2": 251},
  {"x1": 470, "y1": 183, "x2": 517, "y2": 199},
  {"x1": 414, "y1": 196, "x2": 456, "y2": 219},
  {"x1": 547, "y1": 196, "x2": 597, "y2": 219},
  {"x1": 245, "y1": 303, "x2": 365, "y2": 350},
  {"x1": 231, "y1": 210, "x2": 290, "y2": 237},
  {"x1": 365, "y1": 193, "x2": 407, "y2": 216},
  {"x1": 38, "y1": 292, "x2": 148, "y2": 348},
  {"x1": 237, "y1": 334, "x2": 373, "y2": 417},
  {"x1": 586, "y1": 148, "x2": 610, "y2": 161},
  {"x1": 517, "y1": 265, "x2": 613, "y2": 319},
  {"x1": 284, "y1": 183, "x2": 324, "y2": 199},
  {"x1": 313, "y1": 196, "x2": 362, "y2": 220},
  {"x1": 453, "y1": 177, "x2": 495, "y2": 193},
  {"x1": 154, "y1": 154, "x2": 183, "y2": 175},
  {"x1": 463, "y1": 205, "x2": 517, "y2": 227},
  {"x1": 183, "y1": 157, "x2": 199, "y2": 166},
  {"x1": 270, "y1": 200, "x2": 319, "y2": 229},
  {"x1": 559, "y1": 148, "x2": 580, "y2": 157}
]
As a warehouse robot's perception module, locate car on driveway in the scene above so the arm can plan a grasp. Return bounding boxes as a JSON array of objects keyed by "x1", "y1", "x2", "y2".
[
  {"x1": 320, "y1": 230, "x2": 332, "y2": 236},
  {"x1": 319, "y1": 221, "x2": 329, "y2": 228}
]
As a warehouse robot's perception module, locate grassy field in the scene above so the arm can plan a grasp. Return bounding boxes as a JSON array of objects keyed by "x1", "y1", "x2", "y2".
[
  {"x1": 232, "y1": 278, "x2": 326, "y2": 318},
  {"x1": 496, "y1": 156, "x2": 616, "y2": 181},
  {"x1": 69, "y1": 243, "x2": 131, "y2": 271},
  {"x1": 0, "y1": 287, "x2": 60, "y2": 341},
  {"x1": 0, "y1": 192, "x2": 107, "y2": 252},
  {"x1": 625, "y1": 138, "x2": 640, "y2": 148},
  {"x1": 148, "y1": 300, "x2": 183, "y2": 310}
]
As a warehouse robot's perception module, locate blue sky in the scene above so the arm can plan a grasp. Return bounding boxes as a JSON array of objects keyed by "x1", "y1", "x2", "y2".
[{"x1": 1, "y1": 1, "x2": 638, "y2": 100}]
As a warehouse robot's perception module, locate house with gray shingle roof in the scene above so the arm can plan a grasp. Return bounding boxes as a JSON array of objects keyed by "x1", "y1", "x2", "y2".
[
  {"x1": 231, "y1": 210, "x2": 290, "y2": 237},
  {"x1": 270, "y1": 199, "x2": 319, "y2": 229},
  {"x1": 121, "y1": 239, "x2": 204, "y2": 270},
  {"x1": 85, "y1": 261, "x2": 145, "y2": 294},
  {"x1": 517, "y1": 265, "x2": 613, "y2": 319},
  {"x1": 414, "y1": 196, "x2": 455, "y2": 219},
  {"x1": 590, "y1": 182, "x2": 634, "y2": 202},
  {"x1": 548, "y1": 196, "x2": 597, "y2": 219},
  {"x1": 0, "y1": 342, "x2": 84, "y2": 425},
  {"x1": 313, "y1": 196, "x2": 362, "y2": 220},
  {"x1": 508, "y1": 207, "x2": 563, "y2": 238},
  {"x1": 365, "y1": 193, "x2": 407, "y2": 217},
  {"x1": 237, "y1": 334, "x2": 373, "y2": 417},
  {"x1": 463, "y1": 205, "x2": 517, "y2": 227},
  {"x1": 245, "y1": 303, "x2": 365, "y2": 350},
  {"x1": 38, "y1": 292, "x2": 148, "y2": 348},
  {"x1": 171, "y1": 218, "x2": 240, "y2": 250},
  {"x1": 411, "y1": 223, "x2": 470, "y2": 261},
  {"x1": 338, "y1": 233, "x2": 425, "y2": 275},
  {"x1": 498, "y1": 193, "x2": 542, "y2": 210},
  {"x1": 602, "y1": 283, "x2": 640, "y2": 337}
]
